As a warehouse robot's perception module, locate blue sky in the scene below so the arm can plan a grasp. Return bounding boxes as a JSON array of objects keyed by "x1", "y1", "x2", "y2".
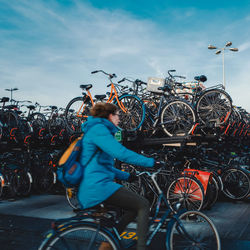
[{"x1": 0, "y1": 0, "x2": 250, "y2": 111}]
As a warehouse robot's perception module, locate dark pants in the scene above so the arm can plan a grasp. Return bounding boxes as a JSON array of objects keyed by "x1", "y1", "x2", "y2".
[{"x1": 104, "y1": 187, "x2": 150, "y2": 250}]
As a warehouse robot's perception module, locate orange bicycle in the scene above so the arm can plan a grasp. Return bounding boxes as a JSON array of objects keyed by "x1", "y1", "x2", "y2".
[{"x1": 64, "y1": 70, "x2": 145, "y2": 133}]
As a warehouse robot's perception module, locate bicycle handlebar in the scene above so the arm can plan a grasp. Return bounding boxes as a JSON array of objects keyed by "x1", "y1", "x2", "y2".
[
  {"x1": 173, "y1": 75, "x2": 186, "y2": 79},
  {"x1": 118, "y1": 78, "x2": 125, "y2": 83},
  {"x1": 135, "y1": 166, "x2": 164, "y2": 177},
  {"x1": 168, "y1": 69, "x2": 176, "y2": 77},
  {"x1": 91, "y1": 70, "x2": 117, "y2": 79},
  {"x1": 135, "y1": 79, "x2": 147, "y2": 85}
]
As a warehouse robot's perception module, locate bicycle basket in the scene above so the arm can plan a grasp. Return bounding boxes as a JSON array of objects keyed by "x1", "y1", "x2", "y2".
[{"x1": 147, "y1": 77, "x2": 165, "y2": 93}]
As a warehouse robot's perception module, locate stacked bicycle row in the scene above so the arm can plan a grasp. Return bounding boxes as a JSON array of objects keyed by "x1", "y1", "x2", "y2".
[
  {"x1": 0, "y1": 97, "x2": 78, "y2": 147},
  {"x1": 0, "y1": 149, "x2": 64, "y2": 199},
  {"x1": 64, "y1": 69, "x2": 249, "y2": 138},
  {"x1": 0, "y1": 69, "x2": 249, "y2": 148},
  {"x1": 65, "y1": 136, "x2": 249, "y2": 213}
]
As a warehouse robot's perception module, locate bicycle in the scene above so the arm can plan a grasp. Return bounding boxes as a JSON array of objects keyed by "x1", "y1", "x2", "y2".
[
  {"x1": 141, "y1": 77, "x2": 196, "y2": 137},
  {"x1": 167, "y1": 70, "x2": 233, "y2": 127},
  {"x1": 39, "y1": 166, "x2": 221, "y2": 250},
  {"x1": 64, "y1": 70, "x2": 145, "y2": 133}
]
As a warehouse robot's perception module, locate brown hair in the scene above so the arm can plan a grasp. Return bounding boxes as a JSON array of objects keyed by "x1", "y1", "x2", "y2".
[{"x1": 90, "y1": 103, "x2": 118, "y2": 119}]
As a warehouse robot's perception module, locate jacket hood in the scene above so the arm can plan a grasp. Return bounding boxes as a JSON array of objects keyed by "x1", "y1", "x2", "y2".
[{"x1": 81, "y1": 116, "x2": 119, "y2": 135}]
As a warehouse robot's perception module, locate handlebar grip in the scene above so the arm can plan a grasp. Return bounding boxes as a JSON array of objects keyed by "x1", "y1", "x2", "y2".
[
  {"x1": 107, "y1": 84, "x2": 111, "y2": 87},
  {"x1": 91, "y1": 70, "x2": 98, "y2": 74},
  {"x1": 118, "y1": 78, "x2": 125, "y2": 83}
]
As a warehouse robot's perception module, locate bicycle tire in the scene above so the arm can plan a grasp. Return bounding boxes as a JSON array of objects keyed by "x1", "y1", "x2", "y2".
[
  {"x1": 39, "y1": 222, "x2": 119, "y2": 250},
  {"x1": 160, "y1": 100, "x2": 196, "y2": 137},
  {"x1": 48, "y1": 116, "x2": 66, "y2": 136},
  {"x1": 0, "y1": 125, "x2": 2, "y2": 141},
  {"x1": 221, "y1": 167, "x2": 250, "y2": 200},
  {"x1": 0, "y1": 174, "x2": 4, "y2": 198},
  {"x1": 202, "y1": 176, "x2": 219, "y2": 209},
  {"x1": 196, "y1": 89, "x2": 232, "y2": 126},
  {"x1": 116, "y1": 94, "x2": 145, "y2": 131},
  {"x1": 34, "y1": 168, "x2": 56, "y2": 194},
  {"x1": 167, "y1": 210, "x2": 221, "y2": 250},
  {"x1": 64, "y1": 96, "x2": 92, "y2": 134},
  {"x1": 66, "y1": 187, "x2": 81, "y2": 210},
  {"x1": 29, "y1": 112, "x2": 47, "y2": 131},
  {"x1": 4, "y1": 110, "x2": 19, "y2": 128},
  {"x1": 11, "y1": 170, "x2": 32, "y2": 197},
  {"x1": 166, "y1": 176, "x2": 204, "y2": 211}
]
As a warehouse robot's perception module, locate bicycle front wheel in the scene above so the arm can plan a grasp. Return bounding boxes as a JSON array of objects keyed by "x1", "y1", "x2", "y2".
[
  {"x1": 166, "y1": 176, "x2": 204, "y2": 211},
  {"x1": 161, "y1": 100, "x2": 196, "y2": 136},
  {"x1": 116, "y1": 94, "x2": 145, "y2": 131},
  {"x1": 168, "y1": 210, "x2": 221, "y2": 250},
  {"x1": 39, "y1": 222, "x2": 119, "y2": 250}
]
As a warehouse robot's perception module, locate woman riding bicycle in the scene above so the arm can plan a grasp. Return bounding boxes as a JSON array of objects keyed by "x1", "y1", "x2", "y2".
[{"x1": 78, "y1": 103, "x2": 156, "y2": 250}]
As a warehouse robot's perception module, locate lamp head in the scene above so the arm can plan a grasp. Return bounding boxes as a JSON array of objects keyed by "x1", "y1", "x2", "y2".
[
  {"x1": 215, "y1": 50, "x2": 222, "y2": 55},
  {"x1": 225, "y1": 41, "x2": 232, "y2": 47},
  {"x1": 208, "y1": 45, "x2": 217, "y2": 49},
  {"x1": 229, "y1": 48, "x2": 239, "y2": 52}
]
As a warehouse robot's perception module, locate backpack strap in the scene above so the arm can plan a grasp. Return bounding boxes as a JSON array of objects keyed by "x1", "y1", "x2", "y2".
[{"x1": 83, "y1": 148, "x2": 99, "y2": 167}]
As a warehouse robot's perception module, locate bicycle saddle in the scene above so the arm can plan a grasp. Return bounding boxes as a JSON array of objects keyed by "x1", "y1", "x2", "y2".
[
  {"x1": 27, "y1": 105, "x2": 36, "y2": 110},
  {"x1": 0, "y1": 97, "x2": 9, "y2": 103},
  {"x1": 80, "y1": 84, "x2": 93, "y2": 90},
  {"x1": 94, "y1": 95, "x2": 106, "y2": 101},
  {"x1": 50, "y1": 106, "x2": 57, "y2": 110},
  {"x1": 194, "y1": 75, "x2": 207, "y2": 82},
  {"x1": 158, "y1": 84, "x2": 172, "y2": 92}
]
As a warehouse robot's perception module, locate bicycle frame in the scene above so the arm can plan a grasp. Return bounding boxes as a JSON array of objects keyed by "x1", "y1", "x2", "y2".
[
  {"x1": 75, "y1": 83, "x2": 128, "y2": 119},
  {"x1": 117, "y1": 170, "x2": 193, "y2": 249}
]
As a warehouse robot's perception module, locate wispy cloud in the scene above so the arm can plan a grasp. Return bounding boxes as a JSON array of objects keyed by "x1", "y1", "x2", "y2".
[{"x1": 0, "y1": 0, "x2": 249, "y2": 111}]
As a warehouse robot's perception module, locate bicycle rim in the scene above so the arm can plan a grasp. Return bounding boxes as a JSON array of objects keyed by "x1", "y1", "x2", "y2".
[
  {"x1": 117, "y1": 95, "x2": 145, "y2": 131},
  {"x1": 169, "y1": 210, "x2": 221, "y2": 250},
  {"x1": 40, "y1": 224, "x2": 119, "y2": 250},
  {"x1": 196, "y1": 89, "x2": 232, "y2": 125},
  {"x1": 161, "y1": 100, "x2": 196, "y2": 137},
  {"x1": 66, "y1": 187, "x2": 80, "y2": 210},
  {"x1": 167, "y1": 176, "x2": 204, "y2": 211},
  {"x1": 222, "y1": 168, "x2": 250, "y2": 200},
  {"x1": 65, "y1": 97, "x2": 91, "y2": 134}
]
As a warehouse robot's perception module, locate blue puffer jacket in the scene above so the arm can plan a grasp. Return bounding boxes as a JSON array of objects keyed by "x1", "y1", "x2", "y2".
[{"x1": 77, "y1": 116, "x2": 154, "y2": 209}]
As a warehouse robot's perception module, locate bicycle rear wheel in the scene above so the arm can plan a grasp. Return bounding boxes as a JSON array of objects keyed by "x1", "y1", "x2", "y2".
[
  {"x1": 221, "y1": 167, "x2": 250, "y2": 200},
  {"x1": 11, "y1": 170, "x2": 32, "y2": 197},
  {"x1": 64, "y1": 96, "x2": 92, "y2": 134},
  {"x1": 66, "y1": 187, "x2": 81, "y2": 210},
  {"x1": 161, "y1": 100, "x2": 196, "y2": 136},
  {"x1": 168, "y1": 210, "x2": 221, "y2": 250},
  {"x1": 196, "y1": 89, "x2": 232, "y2": 126},
  {"x1": 116, "y1": 94, "x2": 145, "y2": 131},
  {"x1": 39, "y1": 222, "x2": 119, "y2": 250}
]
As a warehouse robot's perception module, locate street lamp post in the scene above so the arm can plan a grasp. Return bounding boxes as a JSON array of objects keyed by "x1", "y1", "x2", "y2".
[
  {"x1": 5, "y1": 88, "x2": 19, "y2": 104},
  {"x1": 208, "y1": 42, "x2": 239, "y2": 89}
]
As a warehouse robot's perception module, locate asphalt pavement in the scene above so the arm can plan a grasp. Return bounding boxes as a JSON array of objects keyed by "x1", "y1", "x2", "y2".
[{"x1": 0, "y1": 194, "x2": 249, "y2": 250}]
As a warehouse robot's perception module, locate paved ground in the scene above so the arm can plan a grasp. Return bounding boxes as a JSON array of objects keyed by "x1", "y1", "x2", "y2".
[{"x1": 0, "y1": 194, "x2": 249, "y2": 250}]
